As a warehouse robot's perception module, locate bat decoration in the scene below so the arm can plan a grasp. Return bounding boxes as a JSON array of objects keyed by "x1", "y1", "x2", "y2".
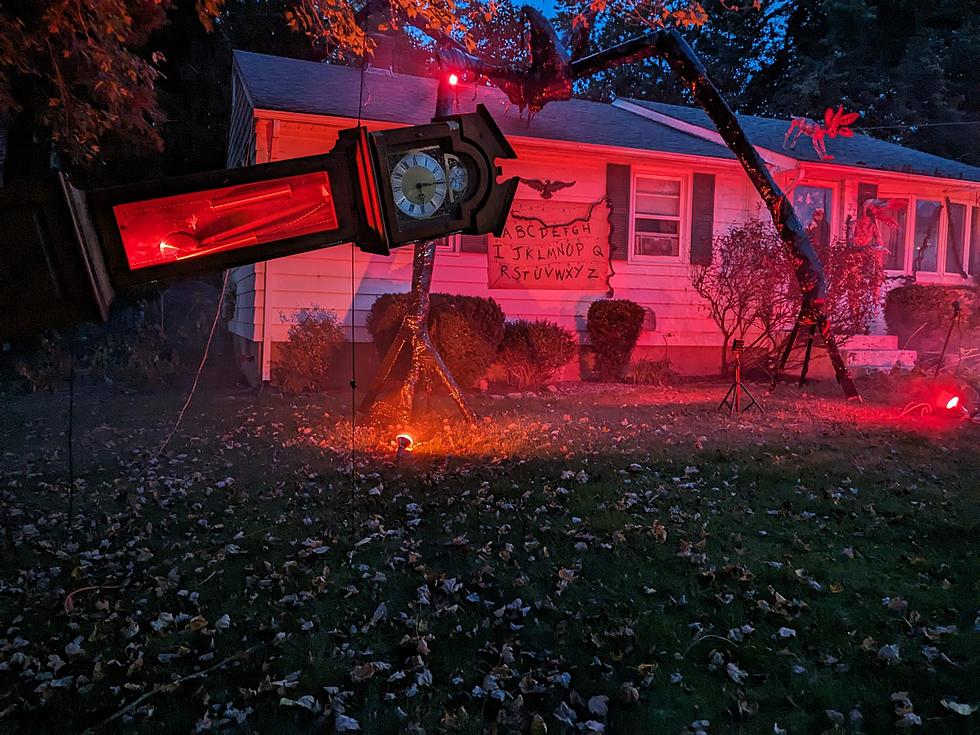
[
  {"x1": 519, "y1": 178, "x2": 576, "y2": 199},
  {"x1": 784, "y1": 106, "x2": 860, "y2": 161}
]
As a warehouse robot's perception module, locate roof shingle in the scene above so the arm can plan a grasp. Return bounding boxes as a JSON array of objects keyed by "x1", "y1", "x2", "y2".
[
  {"x1": 233, "y1": 50, "x2": 735, "y2": 160},
  {"x1": 626, "y1": 99, "x2": 980, "y2": 183}
]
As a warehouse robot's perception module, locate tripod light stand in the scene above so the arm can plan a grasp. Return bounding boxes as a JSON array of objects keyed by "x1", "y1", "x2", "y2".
[{"x1": 720, "y1": 339, "x2": 762, "y2": 414}]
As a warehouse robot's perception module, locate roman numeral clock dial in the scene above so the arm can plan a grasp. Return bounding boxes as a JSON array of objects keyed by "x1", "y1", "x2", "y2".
[{"x1": 390, "y1": 151, "x2": 448, "y2": 219}]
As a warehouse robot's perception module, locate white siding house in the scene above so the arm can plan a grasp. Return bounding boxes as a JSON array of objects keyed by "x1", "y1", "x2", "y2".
[{"x1": 225, "y1": 50, "x2": 980, "y2": 385}]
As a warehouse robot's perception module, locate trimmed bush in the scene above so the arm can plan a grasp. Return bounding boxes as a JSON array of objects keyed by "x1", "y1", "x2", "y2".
[
  {"x1": 587, "y1": 299, "x2": 645, "y2": 381},
  {"x1": 366, "y1": 293, "x2": 505, "y2": 388},
  {"x1": 884, "y1": 284, "x2": 980, "y2": 351},
  {"x1": 272, "y1": 309, "x2": 346, "y2": 393},
  {"x1": 498, "y1": 319, "x2": 576, "y2": 388}
]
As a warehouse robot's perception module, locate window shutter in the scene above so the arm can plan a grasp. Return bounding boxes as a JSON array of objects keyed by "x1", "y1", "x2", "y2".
[
  {"x1": 690, "y1": 173, "x2": 715, "y2": 265},
  {"x1": 606, "y1": 163, "x2": 631, "y2": 261},
  {"x1": 459, "y1": 234, "x2": 488, "y2": 253}
]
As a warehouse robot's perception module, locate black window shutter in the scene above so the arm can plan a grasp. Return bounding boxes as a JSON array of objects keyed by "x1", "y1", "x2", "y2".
[
  {"x1": 606, "y1": 163, "x2": 631, "y2": 261},
  {"x1": 690, "y1": 173, "x2": 715, "y2": 265},
  {"x1": 459, "y1": 234, "x2": 488, "y2": 253}
]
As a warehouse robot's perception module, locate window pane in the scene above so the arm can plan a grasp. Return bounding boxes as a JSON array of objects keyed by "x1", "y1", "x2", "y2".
[
  {"x1": 882, "y1": 203, "x2": 907, "y2": 270},
  {"x1": 635, "y1": 233, "x2": 679, "y2": 257},
  {"x1": 945, "y1": 202, "x2": 966, "y2": 275},
  {"x1": 635, "y1": 179, "x2": 680, "y2": 216},
  {"x1": 636, "y1": 178, "x2": 680, "y2": 196},
  {"x1": 913, "y1": 199, "x2": 941, "y2": 272},
  {"x1": 636, "y1": 193, "x2": 679, "y2": 216},
  {"x1": 971, "y1": 207, "x2": 980, "y2": 276},
  {"x1": 636, "y1": 219, "x2": 679, "y2": 234},
  {"x1": 793, "y1": 185, "x2": 833, "y2": 248},
  {"x1": 635, "y1": 219, "x2": 679, "y2": 256}
]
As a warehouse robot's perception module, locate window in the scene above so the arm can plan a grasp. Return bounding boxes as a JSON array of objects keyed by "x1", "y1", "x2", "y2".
[
  {"x1": 971, "y1": 207, "x2": 980, "y2": 276},
  {"x1": 793, "y1": 185, "x2": 833, "y2": 249},
  {"x1": 882, "y1": 203, "x2": 908, "y2": 271},
  {"x1": 633, "y1": 176, "x2": 681, "y2": 258},
  {"x1": 912, "y1": 199, "x2": 942, "y2": 272},
  {"x1": 945, "y1": 202, "x2": 967, "y2": 276}
]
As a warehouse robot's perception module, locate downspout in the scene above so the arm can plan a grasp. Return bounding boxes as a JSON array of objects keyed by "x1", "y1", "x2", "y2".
[
  {"x1": 259, "y1": 119, "x2": 281, "y2": 383},
  {"x1": 261, "y1": 261, "x2": 272, "y2": 382}
]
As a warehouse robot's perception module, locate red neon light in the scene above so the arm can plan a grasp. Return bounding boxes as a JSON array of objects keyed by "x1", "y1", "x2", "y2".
[
  {"x1": 448, "y1": 73, "x2": 459, "y2": 86},
  {"x1": 945, "y1": 395, "x2": 960, "y2": 410},
  {"x1": 112, "y1": 172, "x2": 338, "y2": 270}
]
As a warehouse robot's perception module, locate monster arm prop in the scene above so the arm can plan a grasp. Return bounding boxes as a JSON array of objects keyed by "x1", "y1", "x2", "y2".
[{"x1": 573, "y1": 30, "x2": 827, "y2": 314}]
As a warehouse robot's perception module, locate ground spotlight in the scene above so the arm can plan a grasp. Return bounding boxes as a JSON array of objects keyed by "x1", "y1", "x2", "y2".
[{"x1": 395, "y1": 433, "x2": 414, "y2": 462}]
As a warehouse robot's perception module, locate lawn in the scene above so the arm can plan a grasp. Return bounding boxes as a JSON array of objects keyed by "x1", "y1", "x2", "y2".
[{"x1": 0, "y1": 376, "x2": 978, "y2": 733}]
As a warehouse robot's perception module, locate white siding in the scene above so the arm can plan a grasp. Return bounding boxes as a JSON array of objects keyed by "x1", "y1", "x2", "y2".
[{"x1": 238, "y1": 118, "x2": 758, "y2": 380}]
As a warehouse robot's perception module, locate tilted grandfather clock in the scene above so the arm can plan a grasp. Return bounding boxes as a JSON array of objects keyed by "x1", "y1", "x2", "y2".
[{"x1": 0, "y1": 105, "x2": 516, "y2": 339}]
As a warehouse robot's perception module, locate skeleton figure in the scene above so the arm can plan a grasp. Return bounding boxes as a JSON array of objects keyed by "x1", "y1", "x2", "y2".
[
  {"x1": 851, "y1": 198, "x2": 908, "y2": 251},
  {"x1": 784, "y1": 106, "x2": 860, "y2": 161}
]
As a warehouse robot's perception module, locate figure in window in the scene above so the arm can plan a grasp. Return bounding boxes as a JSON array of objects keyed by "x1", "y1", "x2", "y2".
[{"x1": 806, "y1": 207, "x2": 830, "y2": 249}]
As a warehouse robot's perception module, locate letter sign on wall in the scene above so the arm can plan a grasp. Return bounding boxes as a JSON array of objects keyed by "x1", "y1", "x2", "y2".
[{"x1": 487, "y1": 199, "x2": 612, "y2": 291}]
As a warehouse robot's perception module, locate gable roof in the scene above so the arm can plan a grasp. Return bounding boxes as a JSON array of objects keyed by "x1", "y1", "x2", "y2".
[
  {"x1": 232, "y1": 50, "x2": 735, "y2": 161},
  {"x1": 625, "y1": 99, "x2": 980, "y2": 183}
]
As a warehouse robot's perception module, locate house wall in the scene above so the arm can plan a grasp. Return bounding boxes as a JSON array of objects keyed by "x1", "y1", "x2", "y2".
[
  {"x1": 233, "y1": 115, "x2": 764, "y2": 382},
  {"x1": 228, "y1": 112, "x2": 980, "y2": 385}
]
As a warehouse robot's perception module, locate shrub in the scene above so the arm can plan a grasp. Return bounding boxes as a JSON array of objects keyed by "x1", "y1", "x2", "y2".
[
  {"x1": 498, "y1": 319, "x2": 576, "y2": 388},
  {"x1": 884, "y1": 284, "x2": 980, "y2": 351},
  {"x1": 106, "y1": 325, "x2": 179, "y2": 389},
  {"x1": 691, "y1": 219, "x2": 795, "y2": 374},
  {"x1": 587, "y1": 299, "x2": 645, "y2": 381},
  {"x1": 366, "y1": 293, "x2": 505, "y2": 388},
  {"x1": 272, "y1": 309, "x2": 346, "y2": 393},
  {"x1": 632, "y1": 356, "x2": 674, "y2": 386},
  {"x1": 692, "y1": 218, "x2": 886, "y2": 374},
  {"x1": 14, "y1": 334, "x2": 72, "y2": 392},
  {"x1": 813, "y1": 236, "x2": 886, "y2": 339}
]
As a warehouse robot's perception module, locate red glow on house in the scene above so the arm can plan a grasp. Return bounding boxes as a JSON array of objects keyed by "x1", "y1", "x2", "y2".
[{"x1": 112, "y1": 172, "x2": 338, "y2": 270}]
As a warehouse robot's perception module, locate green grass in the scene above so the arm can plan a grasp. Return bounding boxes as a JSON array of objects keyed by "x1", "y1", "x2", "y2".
[{"x1": 0, "y1": 378, "x2": 977, "y2": 733}]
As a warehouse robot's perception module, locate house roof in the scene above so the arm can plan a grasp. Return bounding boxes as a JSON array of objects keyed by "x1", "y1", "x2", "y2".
[
  {"x1": 232, "y1": 50, "x2": 735, "y2": 161},
  {"x1": 232, "y1": 50, "x2": 980, "y2": 184},
  {"x1": 625, "y1": 99, "x2": 980, "y2": 183}
]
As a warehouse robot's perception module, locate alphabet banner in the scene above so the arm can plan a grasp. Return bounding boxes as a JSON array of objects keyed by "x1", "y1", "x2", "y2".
[{"x1": 487, "y1": 199, "x2": 612, "y2": 290}]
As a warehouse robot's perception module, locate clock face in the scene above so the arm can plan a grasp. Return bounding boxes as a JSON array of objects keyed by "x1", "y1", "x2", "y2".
[
  {"x1": 390, "y1": 151, "x2": 448, "y2": 219},
  {"x1": 448, "y1": 162, "x2": 469, "y2": 195}
]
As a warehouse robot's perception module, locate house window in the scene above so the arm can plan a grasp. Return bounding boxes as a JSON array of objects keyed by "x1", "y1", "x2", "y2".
[
  {"x1": 971, "y1": 207, "x2": 980, "y2": 276},
  {"x1": 882, "y1": 203, "x2": 908, "y2": 271},
  {"x1": 912, "y1": 199, "x2": 942, "y2": 273},
  {"x1": 633, "y1": 176, "x2": 682, "y2": 258},
  {"x1": 793, "y1": 185, "x2": 833, "y2": 248},
  {"x1": 945, "y1": 202, "x2": 967, "y2": 276}
]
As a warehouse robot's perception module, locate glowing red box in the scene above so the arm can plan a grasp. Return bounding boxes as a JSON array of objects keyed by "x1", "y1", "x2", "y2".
[{"x1": 112, "y1": 172, "x2": 338, "y2": 270}]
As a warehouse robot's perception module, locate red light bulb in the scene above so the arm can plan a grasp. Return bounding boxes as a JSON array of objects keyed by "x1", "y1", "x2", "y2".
[
  {"x1": 448, "y1": 73, "x2": 459, "y2": 86},
  {"x1": 945, "y1": 395, "x2": 960, "y2": 410}
]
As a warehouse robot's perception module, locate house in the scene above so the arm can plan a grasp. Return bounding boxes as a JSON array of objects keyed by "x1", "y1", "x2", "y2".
[{"x1": 226, "y1": 49, "x2": 980, "y2": 385}]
